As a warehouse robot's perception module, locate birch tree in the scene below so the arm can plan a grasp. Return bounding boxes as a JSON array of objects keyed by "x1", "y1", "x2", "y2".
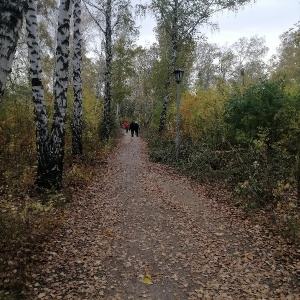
[
  {"x1": 131, "y1": 46, "x2": 158, "y2": 126},
  {"x1": 36, "y1": 0, "x2": 59, "y2": 91},
  {"x1": 26, "y1": 0, "x2": 72, "y2": 189},
  {"x1": 72, "y1": 0, "x2": 83, "y2": 155},
  {"x1": 47, "y1": 0, "x2": 72, "y2": 188},
  {"x1": 230, "y1": 36, "x2": 268, "y2": 83},
  {"x1": 213, "y1": 37, "x2": 268, "y2": 85},
  {"x1": 84, "y1": 0, "x2": 136, "y2": 140},
  {"x1": 112, "y1": 35, "x2": 136, "y2": 121},
  {"x1": 84, "y1": 0, "x2": 112, "y2": 140},
  {"x1": 149, "y1": 0, "x2": 255, "y2": 131},
  {"x1": 26, "y1": 0, "x2": 50, "y2": 187},
  {"x1": 274, "y1": 22, "x2": 300, "y2": 87},
  {"x1": 0, "y1": 0, "x2": 28, "y2": 98},
  {"x1": 194, "y1": 40, "x2": 220, "y2": 89},
  {"x1": 102, "y1": 0, "x2": 112, "y2": 140}
]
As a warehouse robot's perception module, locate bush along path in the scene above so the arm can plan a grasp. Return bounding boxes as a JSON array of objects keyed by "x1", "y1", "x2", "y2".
[{"x1": 26, "y1": 132, "x2": 300, "y2": 299}]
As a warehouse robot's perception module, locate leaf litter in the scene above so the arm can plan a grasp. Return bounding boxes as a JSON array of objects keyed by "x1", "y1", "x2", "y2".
[{"x1": 25, "y1": 132, "x2": 300, "y2": 299}]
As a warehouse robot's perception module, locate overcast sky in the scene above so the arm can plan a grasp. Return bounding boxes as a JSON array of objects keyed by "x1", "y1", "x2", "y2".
[{"x1": 136, "y1": 0, "x2": 300, "y2": 58}]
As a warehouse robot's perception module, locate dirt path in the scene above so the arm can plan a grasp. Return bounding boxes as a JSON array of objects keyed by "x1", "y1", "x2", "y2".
[{"x1": 27, "y1": 132, "x2": 300, "y2": 299}]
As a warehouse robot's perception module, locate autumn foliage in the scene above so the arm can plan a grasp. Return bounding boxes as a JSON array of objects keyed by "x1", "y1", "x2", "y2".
[
  {"x1": 0, "y1": 90, "x2": 117, "y2": 297},
  {"x1": 1, "y1": 2, "x2": 300, "y2": 297}
]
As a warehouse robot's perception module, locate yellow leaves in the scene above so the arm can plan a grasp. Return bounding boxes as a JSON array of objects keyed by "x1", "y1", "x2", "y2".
[
  {"x1": 276, "y1": 200, "x2": 296, "y2": 210},
  {"x1": 32, "y1": 202, "x2": 52, "y2": 212},
  {"x1": 244, "y1": 252, "x2": 254, "y2": 261},
  {"x1": 277, "y1": 202, "x2": 282, "y2": 210},
  {"x1": 141, "y1": 273, "x2": 153, "y2": 285},
  {"x1": 20, "y1": 201, "x2": 53, "y2": 223},
  {"x1": 288, "y1": 202, "x2": 297, "y2": 209},
  {"x1": 273, "y1": 181, "x2": 292, "y2": 198},
  {"x1": 180, "y1": 89, "x2": 227, "y2": 140},
  {"x1": 66, "y1": 164, "x2": 93, "y2": 186}
]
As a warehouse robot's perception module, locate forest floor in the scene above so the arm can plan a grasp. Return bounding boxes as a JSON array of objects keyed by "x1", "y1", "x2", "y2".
[{"x1": 25, "y1": 131, "x2": 300, "y2": 299}]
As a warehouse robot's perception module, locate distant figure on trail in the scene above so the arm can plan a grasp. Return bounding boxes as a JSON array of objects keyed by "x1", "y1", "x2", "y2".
[
  {"x1": 123, "y1": 120, "x2": 129, "y2": 133},
  {"x1": 129, "y1": 121, "x2": 135, "y2": 137},
  {"x1": 134, "y1": 121, "x2": 140, "y2": 137},
  {"x1": 129, "y1": 121, "x2": 139, "y2": 137}
]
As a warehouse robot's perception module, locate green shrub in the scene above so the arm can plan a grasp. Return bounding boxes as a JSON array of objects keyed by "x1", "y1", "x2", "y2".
[{"x1": 225, "y1": 79, "x2": 288, "y2": 147}]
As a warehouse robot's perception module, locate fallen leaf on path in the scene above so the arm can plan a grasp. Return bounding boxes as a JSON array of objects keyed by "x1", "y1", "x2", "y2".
[
  {"x1": 142, "y1": 273, "x2": 153, "y2": 284},
  {"x1": 214, "y1": 232, "x2": 224, "y2": 236}
]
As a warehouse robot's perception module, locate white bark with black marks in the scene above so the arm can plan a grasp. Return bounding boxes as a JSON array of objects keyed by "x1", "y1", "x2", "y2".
[
  {"x1": 49, "y1": 0, "x2": 72, "y2": 189},
  {"x1": 0, "y1": 0, "x2": 27, "y2": 98},
  {"x1": 72, "y1": 0, "x2": 83, "y2": 155},
  {"x1": 101, "y1": 0, "x2": 112, "y2": 141},
  {"x1": 84, "y1": 0, "x2": 136, "y2": 141},
  {"x1": 26, "y1": 0, "x2": 50, "y2": 187},
  {"x1": 158, "y1": 0, "x2": 179, "y2": 132}
]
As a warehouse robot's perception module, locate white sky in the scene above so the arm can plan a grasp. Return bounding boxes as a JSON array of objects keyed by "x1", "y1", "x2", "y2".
[{"x1": 136, "y1": 0, "x2": 300, "y2": 58}]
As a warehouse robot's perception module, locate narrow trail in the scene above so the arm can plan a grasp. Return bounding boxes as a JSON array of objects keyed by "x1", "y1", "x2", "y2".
[{"x1": 27, "y1": 132, "x2": 300, "y2": 299}]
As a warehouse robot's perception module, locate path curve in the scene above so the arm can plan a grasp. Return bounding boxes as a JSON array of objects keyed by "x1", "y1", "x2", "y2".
[{"x1": 27, "y1": 132, "x2": 300, "y2": 299}]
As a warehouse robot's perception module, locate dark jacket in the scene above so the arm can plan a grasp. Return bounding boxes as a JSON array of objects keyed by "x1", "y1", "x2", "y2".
[{"x1": 129, "y1": 122, "x2": 135, "y2": 132}]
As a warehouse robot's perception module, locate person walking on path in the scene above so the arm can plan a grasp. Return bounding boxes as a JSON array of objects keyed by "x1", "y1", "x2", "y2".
[
  {"x1": 123, "y1": 120, "x2": 129, "y2": 133},
  {"x1": 134, "y1": 121, "x2": 139, "y2": 137},
  {"x1": 129, "y1": 121, "x2": 135, "y2": 137},
  {"x1": 129, "y1": 121, "x2": 139, "y2": 137}
]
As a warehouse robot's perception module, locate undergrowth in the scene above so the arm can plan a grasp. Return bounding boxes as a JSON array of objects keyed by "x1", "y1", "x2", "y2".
[
  {"x1": 0, "y1": 99, "x2": 120, "y2": 298},
  {"x1": 145, "y1": 128, "x2": 300, "y2": 245}
]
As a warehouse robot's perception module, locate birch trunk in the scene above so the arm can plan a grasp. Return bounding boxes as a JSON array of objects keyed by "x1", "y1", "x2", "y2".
[
  {"x1": 101, "y1": 0, "x2": 112, "y2": 141},
  {"x1": 0, "y1": 0, "x2": 27, "y2": 98},
  {"x1": 158, "y1": 0, "x2": 178, "y2": 132},
  {"x1": 72, "y1": 0, "x2": 83, "y2": 155},
  {"x1": 158, "y1": 42, "x2": 177, "y2": 132},
  {"x1": 48, "y1": 0, "x2": 72, "y2": 189},
  {"x1": 26, "y1": 0, "x2": 51, "y2": 187},
  {"x1": 158, "y1": 76, "x2": 171, "y2": 132}
]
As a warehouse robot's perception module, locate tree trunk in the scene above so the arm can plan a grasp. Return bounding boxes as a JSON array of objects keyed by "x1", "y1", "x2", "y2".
[
  {"x1": 158, "y1": 0, "x2": 178, "y2": 132},
  {"x1": 101, "y1": 0, "x2": 112, "y2": 141},
  {"x1": 158, "y1": 77, "x2": 171, "y2": 132},
  {"x1": 72, "y1": 0, "x2": 83, "y2": 156},
  {"x1": 26, "y1": 0, "x2": 51, "y2": 188},
  {"x1": 297, "y1": 152, "x2": 300, "y2": 204},
  {"x1": 0, "y1": 0, "x2": 27, "y2": 98},
  {"x1": 158, "y1": 40, "x2": 178, "y2": 131},
  {"x1": 48, "y1": 0, "x2": 72, "y2": 189}
]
